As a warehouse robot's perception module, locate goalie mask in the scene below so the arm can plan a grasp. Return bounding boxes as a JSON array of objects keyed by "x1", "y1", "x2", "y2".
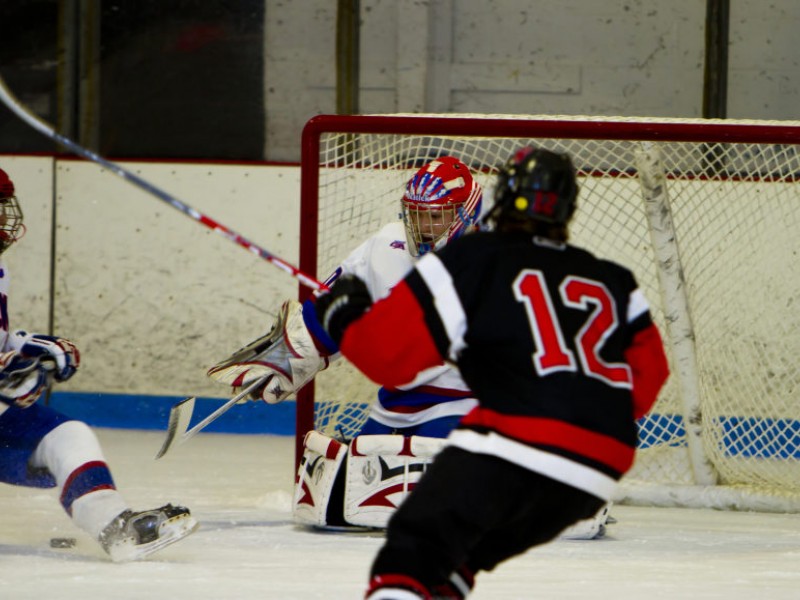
[
  {"x1": 0, "y1": 169, "x2": 24, "y2": 255},
  {"x1": 401, "y1": 156, "x2": 483, "y2": 257},
  {"x1": 489, "y1": 147, "x2": 578, "y2": 229}
]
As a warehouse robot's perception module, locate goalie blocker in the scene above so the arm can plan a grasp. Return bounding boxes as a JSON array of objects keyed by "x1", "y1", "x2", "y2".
[
  {"x1": 207, "y1": 300, "x2": 328, "y2": 404},
  {"x1": 292, "y1": 431, "x2": 610, "y2": 538}
]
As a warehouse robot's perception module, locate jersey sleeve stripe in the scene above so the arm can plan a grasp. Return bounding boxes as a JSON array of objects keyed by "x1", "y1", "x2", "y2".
[
  {"x1": 627, "y1": 288, "x2": 649, "y2": 323},
  {"x1": 414, "y1": 253, "x2": 468, "y2": 359},
  {"x1": 404, "y1": 270, "x2": 451, "y2": 360},
  {"x1": 340, "y1": 280, "x2": 445, "y2": 388}
]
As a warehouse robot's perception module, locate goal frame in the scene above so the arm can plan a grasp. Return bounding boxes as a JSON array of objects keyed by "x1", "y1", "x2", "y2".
[{"x1": 297, "y1": 113, "x2": 800, "y2": 500}]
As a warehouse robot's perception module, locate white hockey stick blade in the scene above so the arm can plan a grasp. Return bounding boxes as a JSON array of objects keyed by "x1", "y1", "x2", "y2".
[
  {"x1": 154, "y1": 377, "x2": 268, "y2": 459},
  {"x1": 154, "y1": 397, "x2": 196, "y2": 459}
]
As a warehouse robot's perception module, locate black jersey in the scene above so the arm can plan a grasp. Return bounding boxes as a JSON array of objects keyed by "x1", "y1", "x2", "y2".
[{"x1": 340, "y1": 230, "x2": 669, "y2": 501}]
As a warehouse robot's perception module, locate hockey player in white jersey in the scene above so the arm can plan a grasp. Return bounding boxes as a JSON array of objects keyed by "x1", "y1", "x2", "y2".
[
  {"x1": 0, "y1": 167, "x2": 198, "y2": 561},
  {"x1": 208, "y1": 157, "x2": 610, "y2": 537},
  {"x1": 314, "y1": 156, "x2": 483, "y2": 438},
  {"x1": 211, "y1": 156, "x2": 481, "y2": 435}
]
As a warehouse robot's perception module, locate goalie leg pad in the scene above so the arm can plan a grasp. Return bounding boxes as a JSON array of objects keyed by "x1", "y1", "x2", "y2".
[
  {"x1": 343, "y1": 435, "x2": 445, "y2": 529},
  {"x1": 292, "y1": 431, "x2": 348, "y2": 527}
]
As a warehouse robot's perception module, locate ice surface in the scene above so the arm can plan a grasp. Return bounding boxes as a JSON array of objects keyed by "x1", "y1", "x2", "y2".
[{"x1": 2, "y1": 429, "x2": 800, "y2": 599}]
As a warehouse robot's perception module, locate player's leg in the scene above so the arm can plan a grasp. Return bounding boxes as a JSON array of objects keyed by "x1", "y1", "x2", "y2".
[
  {"x1": 0, "y1": 402, "x2": 71, "y2": 488},
  {"x1": 342, "y1": 434, "x2": 444, "y2": 528},
  {"x1": 32, "y1": 417, "x2": 197, "y2": 561},
  {"x1": 366, "y1": 447, "x2": 606, "y2": 599},
  {"x1": 357, "y1": 416, "x2": 399, "y2": 435},
  {"x1": 0, "y1": 403, "x2": 197, "y2": 561},
  {"x1": 463, "y1": 478, "x2": 605, "y2": 575},
  {"x1": 293, "y1": 431, "x2": 443, "y2": 529},
  {"x1": 407, "y1": 414, "x2": 463, "y2": 438},
  {"x1": 426, "y1": 483, "x2": 604, "y2": 599},
  {"x1": 366, "y1": 447, "x2": 523, "y2": 598},
  {"x1": 293, "y1": 431, "x2": 350, "y2": 527}
]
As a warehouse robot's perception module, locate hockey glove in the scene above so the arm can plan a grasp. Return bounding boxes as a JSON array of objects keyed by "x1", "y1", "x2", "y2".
[
  {"x1": 0, "y1": 350, "x2": 53, "y2": 408},
  {"x1": 207, "y1": 300, "x2": 328, "y2": 404},
  {"x1": 10, "y1": 331, "x2": 81, "y2": 382},
  {"x1": 314, "y1": 275, "x2": 372, "y2": 346}
]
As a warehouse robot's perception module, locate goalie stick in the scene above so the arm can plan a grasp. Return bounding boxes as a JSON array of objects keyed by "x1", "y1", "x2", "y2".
[
  {"x1": 155, "y1": 376, "x2": 268, "y2": 459},
  {"x1": 0, "y1": 73, "x2": 325, "y2": 292}
]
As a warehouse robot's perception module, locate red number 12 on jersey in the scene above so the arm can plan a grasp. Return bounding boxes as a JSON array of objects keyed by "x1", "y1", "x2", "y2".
[{"x1": 513, "y1": 269, "x2": 632, "y2": 388}]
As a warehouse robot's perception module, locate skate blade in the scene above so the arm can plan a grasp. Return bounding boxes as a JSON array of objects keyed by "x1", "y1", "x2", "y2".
[{"x1": 108, "y1": 514, "x2": 199, "y2": 563}]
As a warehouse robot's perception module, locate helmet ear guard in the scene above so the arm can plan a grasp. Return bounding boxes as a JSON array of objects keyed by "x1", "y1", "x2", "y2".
[
  {"x1": 490, "y1": 147, "x2": 578, "y2": 229},
  {"x1": 401, "y1": 156, "x2": 483, "y2": 257}
]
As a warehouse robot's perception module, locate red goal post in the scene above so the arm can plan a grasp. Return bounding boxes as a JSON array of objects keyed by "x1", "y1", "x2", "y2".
[{"x1": 298, "y1": 113, "x2": 800, "y2": 511}]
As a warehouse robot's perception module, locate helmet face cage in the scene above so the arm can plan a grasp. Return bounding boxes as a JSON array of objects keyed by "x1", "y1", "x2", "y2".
[
  {"x1": 402, "y1": 203, "x2": 460, "y2": 257},
  {"x1": 401, "y1": 157, "x2": 483, "y2": 257},
  {"x1": 491, "y1": 147, "x2": 578, "y2": 228},
  {"x1": 0, "y1": 194, "x2": 24, "y2": 254},
  {"x1": 0, "y1": 169, "x2": 23, "y2": 255}
]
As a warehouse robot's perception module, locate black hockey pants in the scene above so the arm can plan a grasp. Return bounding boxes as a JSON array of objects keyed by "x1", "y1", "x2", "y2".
[{"x1": 369, "y1": 446, "x2": 605, "y2": 591}]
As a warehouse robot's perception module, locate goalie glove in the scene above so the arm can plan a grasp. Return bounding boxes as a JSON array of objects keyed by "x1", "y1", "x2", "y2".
[
  {"x1": 314, "y1": 275, "x2": 372, "y2": 346},
  {"x1": 0, "y1": 351, "x2": 53, "y2": 408},
  {"x1": 9, "y1": 330, "x2": 81, "y2": 382},
  {"x1": 207, "y1": 300, "x2": 328, "y2": 404}
]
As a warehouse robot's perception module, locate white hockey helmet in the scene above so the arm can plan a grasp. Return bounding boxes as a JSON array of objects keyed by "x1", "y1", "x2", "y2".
[
  {"x1": 401, "y1": 156, "x2": 483, "y2": 257},
  {"x1": 0, "y1": 168, "x2": 24, "y2": 255}
]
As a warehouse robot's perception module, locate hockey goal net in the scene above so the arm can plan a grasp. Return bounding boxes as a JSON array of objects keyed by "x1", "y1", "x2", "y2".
[{"x1": 298, "y1": 113, "x2": 800, "y2": 511}]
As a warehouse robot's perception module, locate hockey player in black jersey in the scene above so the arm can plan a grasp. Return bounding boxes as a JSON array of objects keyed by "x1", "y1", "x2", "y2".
[{"x1": 312, "y1": 147, "x2": 670, "y2": 600}]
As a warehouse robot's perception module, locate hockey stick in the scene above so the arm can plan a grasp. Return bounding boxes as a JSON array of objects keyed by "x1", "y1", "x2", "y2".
[
  {"x1": 0, "y1": 73, "x2": 325, "y2": 292},
  {"x1": 155, "y1": 376, "x2": 268, "y2": 459}
]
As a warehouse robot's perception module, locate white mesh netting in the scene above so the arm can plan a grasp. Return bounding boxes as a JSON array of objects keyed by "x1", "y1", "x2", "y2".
[{"x1": 300, "y1": 114, "x2": 800, "y2": 511}]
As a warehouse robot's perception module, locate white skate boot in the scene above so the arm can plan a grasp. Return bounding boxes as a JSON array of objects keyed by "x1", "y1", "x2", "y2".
[{"x1": 98, "y1": 503, "x2": 198, "y2": 562}]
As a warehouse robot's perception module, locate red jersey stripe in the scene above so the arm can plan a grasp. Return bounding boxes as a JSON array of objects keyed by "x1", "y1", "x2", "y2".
[{"x1": 459, "y1": 407, "x2": 635, "y2": 473}]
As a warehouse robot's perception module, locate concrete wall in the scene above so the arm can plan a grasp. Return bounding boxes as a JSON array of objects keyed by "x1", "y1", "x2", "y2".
[
  {"x1": 2, "y1": 156, "x2": 299, "y2": 399},
  {"x1": 264, "y1": 0, "x2": 800, "y2": 161},
  {"x1": 1, "y1": 157, "x2": 54, "y2": 337}
]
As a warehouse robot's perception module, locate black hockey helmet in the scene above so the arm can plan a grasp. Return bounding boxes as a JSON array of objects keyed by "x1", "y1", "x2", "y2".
[{"x1": 488, "y1": 147, "x2": 578, "y2": 228}]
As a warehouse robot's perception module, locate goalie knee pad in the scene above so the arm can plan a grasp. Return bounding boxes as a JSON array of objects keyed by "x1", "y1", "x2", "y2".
[
  {"x1": 343, "y1": 434, "x2": 444, "y2": 528},
  {"x1": 292, "y1": 432, "x2": 445, "y2": 529},
  {"x1": 292, "y1": 431, "x2": 349, "y2": 527}
]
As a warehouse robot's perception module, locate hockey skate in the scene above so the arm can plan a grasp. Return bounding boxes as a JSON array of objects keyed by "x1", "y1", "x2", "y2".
[
  {"x1": 98, "y1": 503, "x2": 198, "y2": 562},
  {"x1": 560, "y1": 503, "x2": 612, "y2": 540}
]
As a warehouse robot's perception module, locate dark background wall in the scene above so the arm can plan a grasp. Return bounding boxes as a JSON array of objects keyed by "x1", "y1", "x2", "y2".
[
  {"x1": 3, "y1": 1, "x2": 799, "y2": 163},
  {"x1": 0, "y1": 0, "x2": 264, "y2": 160}
]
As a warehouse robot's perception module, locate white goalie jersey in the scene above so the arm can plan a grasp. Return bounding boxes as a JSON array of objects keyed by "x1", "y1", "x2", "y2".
[
  {"x1": 326, "y1": 222, "x2": 477, "y2": 430},
  {"x1": 290, "y1": 223, "x2": 476, "y2": 531}
]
